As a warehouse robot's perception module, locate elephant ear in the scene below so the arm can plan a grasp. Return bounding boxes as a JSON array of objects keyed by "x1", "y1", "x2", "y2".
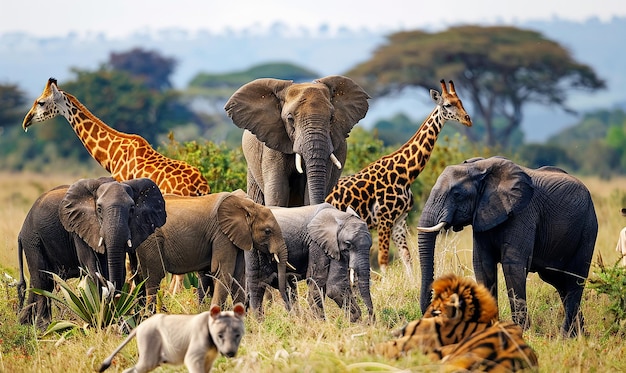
[
  {"x1": 60, "y1": 177, "x2": 116, "y2": 254},
  {"x1": 473, "y1": 157, "x2": 534, "y2": 232},
  {"x1": 315, "y1": 75, "x2": 370, "y2": 140},
  {"x1": 217, "y1": 194, "x2": 254, "y2": 251},
  {"x1": 307, "y1": 208, "x2": 341, "y2": 260},
  {"x1": 224, "y1": 78, "x2": 295, "y2": 153},
  {"x1": 123, "y1": 178, "x2": 167, "y2": 249}
]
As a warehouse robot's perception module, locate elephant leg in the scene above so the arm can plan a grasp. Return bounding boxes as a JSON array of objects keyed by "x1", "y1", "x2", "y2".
[
  {"x1": 502, "y1": 262, "x2": 530, "y2": 330},
  {"x1": 391, "y1": 214, "x2": 412, "y2": 275},
  {"x1": 245, "y1": 250, "x2": 265, "y2": 316},
  {"x1": 197, "y1": 270, "x2": 214, "y2": 305},
  {"x1": 307, "y1": 278, "x2": 326, "y2": 320},
  {"x1": 472, "y1": 236, "x2": 499, "y2": 298},
  {"x1": 210, "y1": 241, "x2": 240, "y2": 308},
  {"x1": 538, "y1": 269, "x2": 585, "y2": 337},
  {"x1": 377, "y1": 224, "x2": 393, "y2": 272},
  {"x1": 231, "y1": 250, "x2": 246, "y2": 306}
]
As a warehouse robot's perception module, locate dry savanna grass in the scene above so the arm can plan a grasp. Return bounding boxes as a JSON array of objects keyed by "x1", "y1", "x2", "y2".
[{"x1": 1, "y1": 172, "x2": 626, "y2": 372}]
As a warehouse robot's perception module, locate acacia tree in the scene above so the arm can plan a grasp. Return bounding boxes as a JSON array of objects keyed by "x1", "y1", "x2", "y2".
[{"x1": 347, "y1": 26, "x2": 606, "y2": 147}]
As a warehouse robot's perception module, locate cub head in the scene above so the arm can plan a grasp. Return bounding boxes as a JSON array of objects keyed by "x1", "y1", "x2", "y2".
[
  {"x1": 424, "y1": 273, "x2": 498, "y2": 324},
  {"x1": 208, "y1": 303, "x2": 246, "y2": 358}
]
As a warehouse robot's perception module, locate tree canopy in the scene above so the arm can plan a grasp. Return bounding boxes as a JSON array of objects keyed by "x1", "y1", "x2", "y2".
[
  {"x1": 347, "y1": 25, "x2": 606, "y2": 147},
  {"x1": 108, "y1": 48, "x2": 177, "y2": 91}
]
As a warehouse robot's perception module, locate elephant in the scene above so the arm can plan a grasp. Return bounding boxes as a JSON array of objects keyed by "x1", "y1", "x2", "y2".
[
  {"x1": 133, "y1": 190, "x2": 291, "y2": 311},
  {"x1": 416, "y1": 156, "x2": 598, "y2": 337},
  {"x1": 17, "y1": 177, "x2": 166, "y2": 328},
  {"x1": 247, "y1": 203, "x2": 374, "y2": 323},
  {"x1": 224, "y1": 75, "x2": 370, "y2": 207}
]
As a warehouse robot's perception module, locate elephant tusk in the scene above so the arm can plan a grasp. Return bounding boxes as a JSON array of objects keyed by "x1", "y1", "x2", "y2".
[
  {"x1": 98, "y1": 237, "x2": 104, "y2": 247},
  {"x1": 274, "y1": 253, "x2": 280, "y2": 263},
  {"x1": 416, "y1": 221, "x2": 447, "y2": 233},
  {"x1": 287, "y1": 261, "x2": 296, "y2": 271},
  {"x1": 295, "y1": 153, "x2": 304, "y2": 174},
  {"x1": 127, "y1": 239, "x2": 132, "y2": 248},
  {"x1": 330, "y1": 153, "x2": 342, "y2": 170},
  {"x1": 350, "y1": 268, "x2": 355, "y2": 286}
]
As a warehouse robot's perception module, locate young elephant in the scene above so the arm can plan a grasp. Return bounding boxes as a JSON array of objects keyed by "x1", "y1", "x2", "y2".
[
  {"x1": 17, "y1": 177, "x2": 166, "y2": 329},
  {"x1": 135, "y1": 190, "x2": 291, "y2": 310},
  {"x1": 247, "y1": 203, "x2": 374, "y2": 322},
  {"x1": 99, "y1": 303, "x2": 245, "y2": 373}
]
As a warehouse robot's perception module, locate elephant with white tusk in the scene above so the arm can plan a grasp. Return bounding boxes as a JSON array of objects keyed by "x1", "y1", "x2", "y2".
[
  {"x1": 225, "y1": 75, "x2": 370, "y2": 207},
  {"x1": 247, "y1": 203, "x2": 374, "y2": 323},
  {"x1": 417, "y1": 156, "x2": 598, "y2": 337},
  {"x1": 16, "y1": 177, "x2": 166, "y2": 329}
]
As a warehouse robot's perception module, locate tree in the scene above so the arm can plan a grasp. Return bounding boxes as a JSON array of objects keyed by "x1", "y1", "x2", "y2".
[
  {"x1": 108, "y1": 48, "x2": 177, "y2": 91},
  {"x1": 0, "y1": 82, "x2": 26, "y2": 130},
  {"x1": 346, "y1": 26, "x2": 606, "y2": 147}
]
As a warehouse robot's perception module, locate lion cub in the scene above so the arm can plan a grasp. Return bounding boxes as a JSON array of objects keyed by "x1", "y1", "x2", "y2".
[{"x1": 99, "y1": 303, "x2": 245, "y2": 373}]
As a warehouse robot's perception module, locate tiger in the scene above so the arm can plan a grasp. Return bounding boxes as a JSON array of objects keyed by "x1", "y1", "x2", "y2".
[
  {"x1": 437, "y1": 321, "x2": 539, "y2": 372},
  {"x1": 373, "y1": 274, "x2": 538, "y2": 372}
]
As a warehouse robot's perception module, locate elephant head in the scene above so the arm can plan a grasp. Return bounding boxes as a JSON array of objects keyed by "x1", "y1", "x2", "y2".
[
  {"x1": 225, "y1": 76, "x2": 370, "y2": 206},
  {"x1": 217, "y1": 192, "x2": 291, "y2": 310},
  {"x1": 307, "y1": 206, "x2": 374, "y2": 320},
  {"x1": 416, "y1": 157, "x2": 533, "y2": 312},
  {"x1": 59, "y1": 177, "x2": 166, "y2": 290}
]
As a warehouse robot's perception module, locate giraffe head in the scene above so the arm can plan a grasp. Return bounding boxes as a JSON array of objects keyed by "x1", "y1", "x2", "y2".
[
  {"x1": 22, "y1": 78, "x2": 66, "y2": 131},
  {"x1": 430, "y1": 79, "x2": 472, "y2": 127}
]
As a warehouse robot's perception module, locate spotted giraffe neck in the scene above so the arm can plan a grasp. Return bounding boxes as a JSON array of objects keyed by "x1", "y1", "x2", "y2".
[
  {"x1": 59, "y1": 92, "x2": 146, "y2": 174},
  {"x1": 382, "y1": 106, "x2": 445, "y2": 182}
]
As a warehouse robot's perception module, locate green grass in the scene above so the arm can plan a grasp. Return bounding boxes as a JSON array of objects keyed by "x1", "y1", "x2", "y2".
[{"x1": 1, "y1": 172, "x2": 626, "y2": 372}]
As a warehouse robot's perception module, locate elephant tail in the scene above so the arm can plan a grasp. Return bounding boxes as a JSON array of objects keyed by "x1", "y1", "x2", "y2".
[
  {"x1": 16, "y1": 237, "x2": 26, "y2": 310},
  {"x1": 98, "y1": 328, "x2": 137, "y2": 372}
]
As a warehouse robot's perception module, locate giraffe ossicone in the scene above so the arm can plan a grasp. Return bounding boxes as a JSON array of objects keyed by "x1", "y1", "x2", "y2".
[{"x1": 326, "y1": 79, "x2": 472, "y2": 274}]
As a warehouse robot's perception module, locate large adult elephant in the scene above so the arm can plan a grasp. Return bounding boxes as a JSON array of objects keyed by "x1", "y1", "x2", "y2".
[
  {"x1": 224, "y1": 76, "x2": 370, "y2": 206},
  {"x1": 134, "y1": 190, "x2": 291, "y2": 310},
  {"x1": 417, "y1": 156, "x2": 598, "y2": 337},
  {"x1": 248, "y1": 203, "x2": 373, "y2": 322},
  {"x1": 17, "y1": 177, "x2": 166, "y2": 328}
]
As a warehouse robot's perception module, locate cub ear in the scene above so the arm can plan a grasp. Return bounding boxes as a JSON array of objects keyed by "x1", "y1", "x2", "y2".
[
  {"x1": 210, "y1": 304, "x2": 221, "y2": 318},
  {"x1": 233, "y1": 303, "x2": 246, "y2": 318}
]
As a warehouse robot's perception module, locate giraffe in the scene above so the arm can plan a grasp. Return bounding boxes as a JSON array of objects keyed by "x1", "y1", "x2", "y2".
[
  {"x1": 23, "y1": 78, "x2": 211, "y2": 293},
  {"x1": 22, "y1": 78, "x2": 210, "y2": 197},
  {"x1": 325, "y1": 80, "x2": 472, "y2": 273}
]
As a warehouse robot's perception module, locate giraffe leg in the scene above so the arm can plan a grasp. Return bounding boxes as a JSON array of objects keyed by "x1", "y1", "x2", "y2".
[
  {"x1": 391, "y1": 215, "x2": 412, "y2": 276},
  {"x1": 377, "y1": 226, "x2": 392, "y2": 272}
]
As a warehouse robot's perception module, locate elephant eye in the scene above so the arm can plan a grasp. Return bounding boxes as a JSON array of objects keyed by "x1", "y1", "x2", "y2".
[{"x1": 264, "y1": 228, "x2": 272, "y2": 236}]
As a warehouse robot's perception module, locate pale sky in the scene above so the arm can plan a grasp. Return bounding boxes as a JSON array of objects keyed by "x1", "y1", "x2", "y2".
[{"x1": 3, "y1": 0, "x2": 626, "y2": 38}]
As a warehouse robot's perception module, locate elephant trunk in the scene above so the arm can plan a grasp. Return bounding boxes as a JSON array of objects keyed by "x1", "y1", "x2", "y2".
[
  {"x1": 353, "y1": 251, "x2": 374, "y2": 320},
  {"x1": 417, "y1": 210, "x2": 440, "y2": 314},
  {"x1": 275, "y1": 244, "x2": 291, "y2": 311},
  {"x1": 102, "y1": 208, "x2": 132, "y2": 292},
  {"x1": 300, "y1": 128, "x2": 332, "y2": 205}
]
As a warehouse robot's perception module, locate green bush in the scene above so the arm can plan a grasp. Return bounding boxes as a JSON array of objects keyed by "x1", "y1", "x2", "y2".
[{"x1": 589, "y1": 254, "x2": 626, "y2": 335}]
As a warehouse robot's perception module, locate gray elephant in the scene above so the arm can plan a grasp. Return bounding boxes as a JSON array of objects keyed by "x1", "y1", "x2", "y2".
[
  {"x1": 17, "y1": 177, "x2": 166, "y2": 328},
  {"x1": 225, "y1": 76, "x2": 370, "y2": 207},
  {"x1": 134, "y1": 190, "x2": 291, "y2": 310},
  {"x1": 417, "y1": 156, "x2": 598, "y2": 337},
  {"x1": 248, "y1": 203, "x2": 373, "y2": 322}
]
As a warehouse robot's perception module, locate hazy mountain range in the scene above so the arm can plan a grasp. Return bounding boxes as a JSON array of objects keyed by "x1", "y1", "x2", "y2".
[{"x1": 1, "y1": 17, "x2": 624, "y2": 143}]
